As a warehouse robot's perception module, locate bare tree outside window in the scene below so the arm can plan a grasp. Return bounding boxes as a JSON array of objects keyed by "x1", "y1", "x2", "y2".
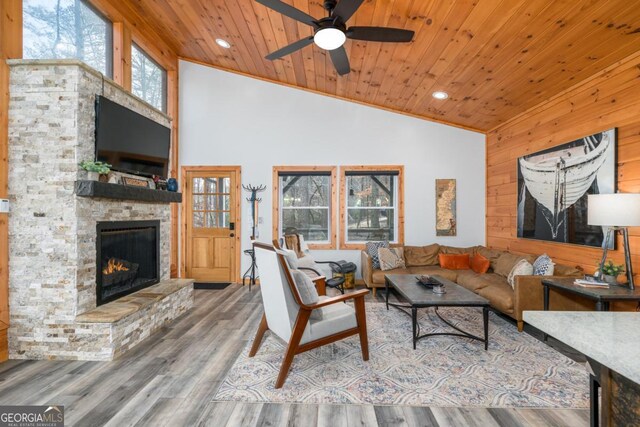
[
  {"x1": 346, "y1": 174, "x2": 397, "y2": 242},
  {"x1": 132, "y1": 44, "x2": 167, "y2": 112},
  {"x1": 23, "y1": 0, "x2": 112, "y2": 76},
  {"x1": 279, "y1": 175, "x2": 331, "y2": 242}
]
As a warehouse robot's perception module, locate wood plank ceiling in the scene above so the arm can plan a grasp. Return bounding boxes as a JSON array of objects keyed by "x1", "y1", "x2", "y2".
[{"x1": 114, "y1": 0, "x2": 640, "y2": 131}]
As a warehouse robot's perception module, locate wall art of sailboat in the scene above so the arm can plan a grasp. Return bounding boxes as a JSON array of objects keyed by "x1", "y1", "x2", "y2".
[{"x1": 517, "y1": 129, "x2": 616, "y2": 248}]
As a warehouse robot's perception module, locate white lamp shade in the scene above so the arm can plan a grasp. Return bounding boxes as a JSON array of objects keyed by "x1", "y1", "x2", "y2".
[
  {"x1": 314, "y1": 28, "x2": 346, "y2": 50},
  {"x1": 588, "y1": 193, "x2": 640, "y2": 227}
]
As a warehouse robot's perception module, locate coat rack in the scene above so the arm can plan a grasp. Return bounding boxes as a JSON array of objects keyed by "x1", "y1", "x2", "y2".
[{"x1": 243, "y1": 184, "x2": 266, "y2": 240}]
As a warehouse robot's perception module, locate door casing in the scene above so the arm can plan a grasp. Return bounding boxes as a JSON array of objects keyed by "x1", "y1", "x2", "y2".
[{"x1": 181, "y1": 165, "x2": 242, "y2": 283}]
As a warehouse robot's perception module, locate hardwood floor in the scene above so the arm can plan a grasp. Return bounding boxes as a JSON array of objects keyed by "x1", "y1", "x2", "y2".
[{"x1": 0, "y1": 285, "x2": 589, "y2": 427}]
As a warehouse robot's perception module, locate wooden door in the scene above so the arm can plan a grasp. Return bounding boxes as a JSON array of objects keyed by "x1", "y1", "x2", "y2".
[{"x1": 185, "y1": 168, "x2": 240, "y2": 283}]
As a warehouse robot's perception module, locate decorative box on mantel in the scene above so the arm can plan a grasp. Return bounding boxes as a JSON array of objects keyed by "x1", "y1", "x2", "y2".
[{"x1": 7, "y1": 59, "x2": 192, "y2": 361}]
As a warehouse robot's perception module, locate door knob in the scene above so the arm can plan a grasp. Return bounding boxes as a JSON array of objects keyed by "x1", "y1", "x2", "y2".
[{"x1": 230, "y1": 233, "x2": 235, "y2": 237}]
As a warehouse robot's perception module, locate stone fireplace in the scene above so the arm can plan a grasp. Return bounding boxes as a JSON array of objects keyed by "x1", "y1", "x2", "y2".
[{"x1": 7, "y1": 60, "x2": 193, "y2": 361}]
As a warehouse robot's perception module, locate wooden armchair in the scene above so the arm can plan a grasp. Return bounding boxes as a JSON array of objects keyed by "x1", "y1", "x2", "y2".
[{"x1": 250, "y1": 241, "x2": 369, "y2": 389}]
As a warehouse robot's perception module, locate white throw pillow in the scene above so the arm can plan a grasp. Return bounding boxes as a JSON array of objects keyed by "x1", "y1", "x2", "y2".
[
  {"x1": 378, "y1": 247, "x2": 406, "y2": 271},
  {"x1": 290, "y1": 269, "x2": 322, "y2": 320},
  {"x1": 507, "y1": 259, "x2": 534, "y2": 288}
]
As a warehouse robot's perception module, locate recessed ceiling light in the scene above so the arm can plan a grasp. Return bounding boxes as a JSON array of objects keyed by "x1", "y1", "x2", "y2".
[
  {"x1": 432, "y1": 91, "x2": 449, "y2": 100},
  {"x1": 216, "y1": 38, "x2": 231, "y2": 49}
]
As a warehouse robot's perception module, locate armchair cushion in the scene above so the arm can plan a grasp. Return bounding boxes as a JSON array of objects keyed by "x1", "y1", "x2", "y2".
[
  {"x1": 281, "y1": 248, "x2": 299, "y2": 269},
  {"x1": 302, "y1": 297, "x2": 357, "y2": 345},
  {"x1": 290, "y1": 269, "x2": 320, "y2": 307}
]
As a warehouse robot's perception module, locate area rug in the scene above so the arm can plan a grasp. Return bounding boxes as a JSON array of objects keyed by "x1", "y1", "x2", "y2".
[{"x1": 214, "y1": 304, "x2": 589, "y2": 408}]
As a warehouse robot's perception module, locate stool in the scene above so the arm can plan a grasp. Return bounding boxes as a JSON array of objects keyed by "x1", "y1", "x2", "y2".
[
  {"x1": 242, "y1": 249, "x2": 258, "y2": 290},
  {"x1": 326, "y1": 276, "x2": 346, "y2": 294},
  {"x1": 331, "y1": 260, "x2": 357, "y2": 289}
]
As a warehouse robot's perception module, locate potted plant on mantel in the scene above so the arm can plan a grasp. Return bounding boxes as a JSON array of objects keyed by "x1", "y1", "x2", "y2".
[
  {"x1": 597, "y1": 260, "x2": 625, "y2": 285},
  {"x1": 79, "y1": 160, "x2": 112, "y2": 182}
]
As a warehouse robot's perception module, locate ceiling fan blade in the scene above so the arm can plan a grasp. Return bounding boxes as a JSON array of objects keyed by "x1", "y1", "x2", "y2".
[
  {"x1": 265, "y1": 36, "x2": 314, "y2": 60},
  {"x1": 255, "y1": 0, "x2": 317, "y2": 27},
  {"x1": 329, "y1": 46, "x2": 350, "y2": 76},
  {"x1": 332, "y1": 0, "x2": 364, "y2": 22},
  {"x1": 347, "y1": 26, "x2": 415, "y2": 42}
]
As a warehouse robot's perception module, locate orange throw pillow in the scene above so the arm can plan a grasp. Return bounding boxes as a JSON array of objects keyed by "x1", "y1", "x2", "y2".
[
  {"x1": 470, "y1": 253, "x2": 490, "y2": 274},
  {"x1": 438, "y1": 253, "x2": 470, "y2": 270}
]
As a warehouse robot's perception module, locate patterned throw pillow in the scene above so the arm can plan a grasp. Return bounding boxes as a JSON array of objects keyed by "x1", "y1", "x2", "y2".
[
  {"x1": 533, "y1": 254, "x2": 555, "y2": 276},
  {"x1": 366, "y1": 241, "x2": 389, "y2": 269},
  {"x1": 378, "y1": 247, "x2": 406, "y2": 271},
  {"x1": 507, "y1": 259, "x2": 534, "y2": 288}
]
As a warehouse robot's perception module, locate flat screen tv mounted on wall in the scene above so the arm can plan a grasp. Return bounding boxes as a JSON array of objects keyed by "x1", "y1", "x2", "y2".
[{"x1": 95, "y1": 95, "x2": 171, "y2": 178}]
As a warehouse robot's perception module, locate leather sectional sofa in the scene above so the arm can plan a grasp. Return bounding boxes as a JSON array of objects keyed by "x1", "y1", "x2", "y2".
[{"x1": 361, "y1": 244, "x2": 589, "y2": 331}]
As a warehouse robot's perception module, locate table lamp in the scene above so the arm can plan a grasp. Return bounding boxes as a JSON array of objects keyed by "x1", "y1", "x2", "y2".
[{"x1": 588, "y1": 193, "x2": 640, "y2": 289}]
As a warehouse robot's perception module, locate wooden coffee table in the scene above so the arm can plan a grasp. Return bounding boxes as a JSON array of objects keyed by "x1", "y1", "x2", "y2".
[{"x1": 385, "y1": 274, "x2": 490, "y2": 350}]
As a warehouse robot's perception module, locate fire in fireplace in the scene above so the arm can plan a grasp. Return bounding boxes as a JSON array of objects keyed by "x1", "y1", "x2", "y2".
[{"x1": 96, "y1": 220, "x2": 160, "y2": 306}]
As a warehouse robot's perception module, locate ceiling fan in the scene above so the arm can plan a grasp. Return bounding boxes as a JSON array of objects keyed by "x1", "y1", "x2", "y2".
[{"x1": 256, "y1": 0, "x2": 415, "y2": 76}]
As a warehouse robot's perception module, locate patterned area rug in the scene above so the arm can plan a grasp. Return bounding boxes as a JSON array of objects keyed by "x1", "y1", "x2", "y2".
[{"x1": 215, "y1": 304, "x2": 589, "y2": 408}]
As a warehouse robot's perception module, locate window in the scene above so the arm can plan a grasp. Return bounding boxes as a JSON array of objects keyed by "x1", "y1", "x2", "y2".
[
  {"x1": 274, "y1": 167, "x2": 337, "y2": 249},
  {"x1": 191, "y1": 177, "x2": 231, "y2": 229},
  {"x1": 340, "y1": 166, "x2": 404, "y2": 249},
  {"x1": 23, "y1": 0, "x2": 113, "y2": 76},
  {"x1": 131, "y1": 43, "x2": 167, "y2": 112}
]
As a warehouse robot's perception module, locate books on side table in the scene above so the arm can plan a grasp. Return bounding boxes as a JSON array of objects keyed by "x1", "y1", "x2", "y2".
[{"x1": 574, "y1": 276, "x2": 610, "y2": 288}]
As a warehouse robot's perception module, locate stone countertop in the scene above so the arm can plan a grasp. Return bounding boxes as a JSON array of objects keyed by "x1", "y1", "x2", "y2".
[
  {"x1": 76, "y1": 279, "x2": 194, "y2": 323},
  {"x1": 524, "y1": 311, "x2": 640, "y2": 383}
]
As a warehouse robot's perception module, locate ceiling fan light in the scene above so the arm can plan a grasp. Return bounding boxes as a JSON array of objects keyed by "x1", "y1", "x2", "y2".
[{"x1": 314, "y1": 27, "x2": 346, "y2": 50}]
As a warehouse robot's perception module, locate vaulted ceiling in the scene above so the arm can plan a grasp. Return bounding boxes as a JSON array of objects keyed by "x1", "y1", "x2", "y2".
[{"x1": 114, "y1": 0, "x2": 640, "y2": 131}]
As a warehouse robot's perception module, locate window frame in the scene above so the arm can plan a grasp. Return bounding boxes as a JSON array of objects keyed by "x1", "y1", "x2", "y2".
[
  {"x1": 273, "y1": 166, "x2": 337, "y2": 250},
  {"x1": 131, "y1": 41, "x2": 168, "y2": 113},
  {"x1": 22, "y1": 0, "x2": 114, "y2": 77},
  {"x1": 339, "y1": 165, "x2": 405, "y2": 250}
]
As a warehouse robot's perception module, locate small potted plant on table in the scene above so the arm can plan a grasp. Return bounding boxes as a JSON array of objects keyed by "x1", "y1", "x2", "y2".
[
  {"x1": 598, "y1": 260, "x2": 625, "y2": 285},
  {"x1": 80, "y1": 160, "x2": 112, "y2": 182}
]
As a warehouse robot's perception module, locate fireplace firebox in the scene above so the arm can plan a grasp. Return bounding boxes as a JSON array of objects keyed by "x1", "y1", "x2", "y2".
[{"x1": 96, "y1": 220, "x2": 160, "y2": 306}]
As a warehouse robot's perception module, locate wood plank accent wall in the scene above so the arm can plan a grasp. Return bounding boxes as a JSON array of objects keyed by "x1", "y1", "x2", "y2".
[
  {"x1": 486, "y1": 51, "x2": 640, "y2": 284},
  {"x1": 0, "y1": 0, "x2": 22, "y2": 363}
]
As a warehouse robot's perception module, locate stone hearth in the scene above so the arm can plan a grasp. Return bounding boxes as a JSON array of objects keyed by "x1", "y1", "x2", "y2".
[{"x1": 7, "y1": 60, "x2": 192, "y2": 360}]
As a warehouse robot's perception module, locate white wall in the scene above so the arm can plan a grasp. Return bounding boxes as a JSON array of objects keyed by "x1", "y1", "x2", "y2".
[{"x1": 179, "y1": 60, "x2": 486, "y2": 278}]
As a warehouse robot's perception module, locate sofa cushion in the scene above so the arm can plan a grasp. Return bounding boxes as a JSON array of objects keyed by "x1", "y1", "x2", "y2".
[
  {"x1": 476, "y1": 246, "x2": 503, "y2": 271},
  {"x1": 439, "y1": 245, "x2": 477, "y2": 255},
  {"x1": 409, "y1": 266, "x2": 458, "y2": 283},
  {"x1": 372, "y1": 268, "x2": 412, "y2": 284},
  {"x1": 439, "y1": 253, "x2": 470, "y2": 270},
  {"x1": 554, "y1": 264, "x2": 584, "y2": 277},
  {"x1": 470, "y1": 253, "x2": 490, "y2": 274},
  {"x1": 478, "y1": 281, "x2": 514, "y2": 315},
  {"x1": 456, "y1": 270, "x2": 487, "y2": 292},
  {"x1": 404, "y1": 244, "x2": 440, "y2": 267},
  {"x1": 378, "y1": 247, "x2": 406, "y2": 271},
  {"x1": 366, "y1": 241, "x2": 389, "y2": 269},
  {"x1": 494, "y1": 252, "x2": 536, "y2": 277}
]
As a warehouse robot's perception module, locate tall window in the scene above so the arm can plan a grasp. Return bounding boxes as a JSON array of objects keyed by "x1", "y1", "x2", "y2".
[
  {"x1": 274, "y1": 167, "x2": 336, "y2": 249},
  {"x1": 23, "y1": 0, "x2": 113, "y2": 77},
  {"x1": 341, "y1": 166, "x2": 404, "y2": 248},
  {"x1": 132, "y1": 43, "x2": 167, "y2": 112}
]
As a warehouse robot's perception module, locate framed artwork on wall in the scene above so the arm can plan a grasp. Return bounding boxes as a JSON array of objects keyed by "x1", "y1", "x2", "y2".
[
  {"x1": 517, "y1": 128, "x2": 616, "y2": 248},
  {"x1": 436, "y1": 179, "x2": 457, "y2": 236}
]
